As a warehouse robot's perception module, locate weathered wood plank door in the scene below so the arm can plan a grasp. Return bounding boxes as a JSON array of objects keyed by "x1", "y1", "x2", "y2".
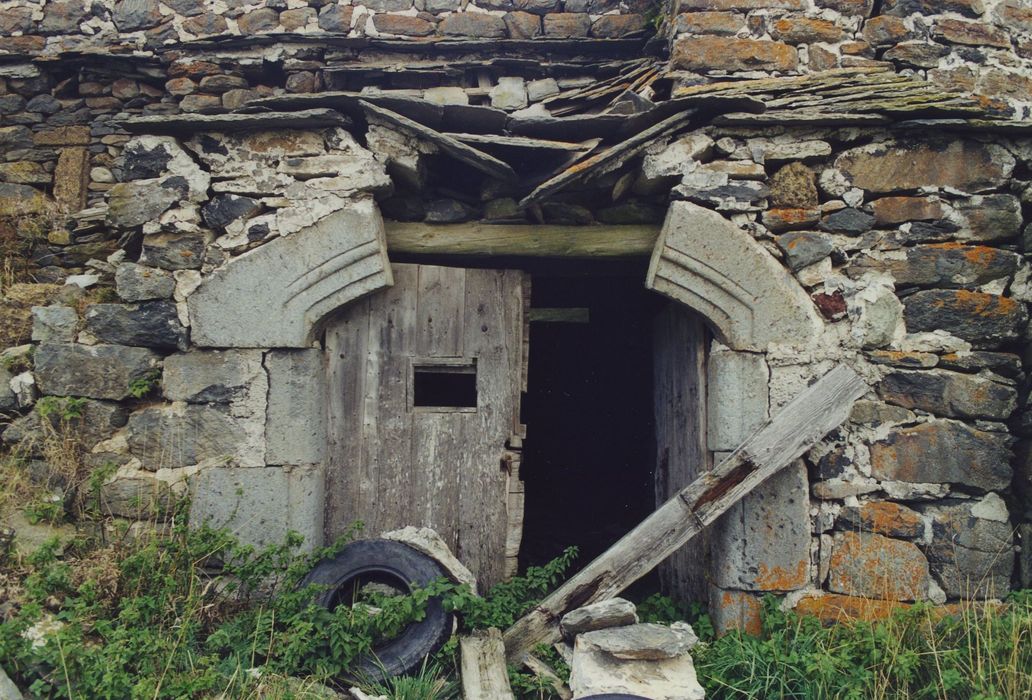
[
  {"x1": 325, "y1": 263, "x2": 527, "y2": 589},
  {"x1": 653, "y1": 306, "x2": 710, "y2": 603}
]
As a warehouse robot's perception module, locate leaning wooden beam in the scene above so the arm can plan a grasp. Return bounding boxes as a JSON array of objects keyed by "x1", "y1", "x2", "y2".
[
  {"x1": 461, "y1": 629, "x2": 515, "y2": 700},
  {"x1": 503, "y1": 364, "x2": 868, "y2": 662},
  {"x1": 384, "y1": 221, "x2": 660, "y2": 259}
]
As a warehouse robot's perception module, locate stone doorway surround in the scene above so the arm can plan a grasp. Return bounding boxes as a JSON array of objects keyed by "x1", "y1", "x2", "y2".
[
  {"x1": 185, "y1": 189, "x2": 826, "y2": 626},
  {"x1": 28, "y1": 120, "x2": 1026, "y2": 634}
]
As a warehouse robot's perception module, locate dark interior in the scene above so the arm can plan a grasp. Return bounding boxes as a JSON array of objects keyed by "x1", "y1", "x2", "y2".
[{"x1": 519, "y1": 272, "x2": 665, "y2": 578}]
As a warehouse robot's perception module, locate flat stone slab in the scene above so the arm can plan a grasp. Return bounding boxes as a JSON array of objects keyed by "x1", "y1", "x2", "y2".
[
  {"x1": 561, "y1": 598, "x2": 638, "y2": 638},
  {"x1": 120, "y1": 108, "x2": 351, "y2": 134},
  {"x1": 570, "y1": 623, "x2": 703, "y2": 700},
  {"x1": 382, "y1": 526, "x2": 478, "y2": 592}
]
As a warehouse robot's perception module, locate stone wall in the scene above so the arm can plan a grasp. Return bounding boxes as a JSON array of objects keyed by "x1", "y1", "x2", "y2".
[
  {"x1": 0, "y1": 0, "x2": 650, "y2": 51},
  {"x1": 667, "y1": 0, "x2": 1032, "y2": 114},
  {"x1": 1, "y1": 6, "x2": 1031, "y2": 630}
]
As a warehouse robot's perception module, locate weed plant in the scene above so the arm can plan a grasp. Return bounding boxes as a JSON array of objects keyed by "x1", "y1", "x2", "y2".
[
  {"x1": 693, "y1": 594, "x2": 1032, "y2": 700},
  {"x1": 0, "y1": 504, "x2": 582, "y2": 700}
]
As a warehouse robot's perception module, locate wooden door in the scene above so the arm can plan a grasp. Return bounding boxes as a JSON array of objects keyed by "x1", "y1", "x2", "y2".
[
  {"x1": 325, "y1": 263, "x2": 527, "y2": 589},
  {"x1": 653, "y1": 305, "x2": 710, "y2": 602}
]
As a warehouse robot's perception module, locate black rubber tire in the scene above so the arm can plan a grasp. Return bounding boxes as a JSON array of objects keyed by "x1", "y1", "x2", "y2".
[{"x1": 300, "y1": 538, "x2": 454, "y2": 683}]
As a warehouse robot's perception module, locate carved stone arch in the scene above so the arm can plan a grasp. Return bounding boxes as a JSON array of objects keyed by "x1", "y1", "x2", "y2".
[
  {"x1": 189, "y1": 199, "x2": 393, "y2": 348},
  {"x1": 646, "y1": 201, "x2": 822, "y2": 352}
]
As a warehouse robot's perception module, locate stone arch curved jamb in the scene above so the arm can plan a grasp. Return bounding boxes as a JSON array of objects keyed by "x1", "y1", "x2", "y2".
[
  {"x1": 646, "y1": 201, "x2": 822, "y2": 352},
  {"x1": 188, "y1": 198, "x2": 394, "y2": 348}
]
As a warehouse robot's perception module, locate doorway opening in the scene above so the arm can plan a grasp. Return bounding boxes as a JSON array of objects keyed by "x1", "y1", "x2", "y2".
[{"x1": 519, "y1": 272, "x2": 667, "y2": 581}]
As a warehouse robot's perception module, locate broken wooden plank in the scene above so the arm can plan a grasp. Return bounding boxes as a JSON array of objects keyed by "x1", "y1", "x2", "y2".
[
  {"x1": 461, "y1": 629, "x2": 515, "y2": 700},
  {"x1": 120, "y1": 108, "x2": 350, "y2": 134},
  {"x1": 385, "y1": 221, "x2": 659, "y2": 259},
  {"x1": 519, "y1": 109, "x2": 695, "y2": 207},
  {"x1": 503, "y1": 364, "x2": 868, "y2": 662},
  {"x1": 360, "y1": 100, "x2": 517, "y2": 183},
  {"x1": 445, "y1": 132, "x2": 590, "y2": 151},
  {"x1": 523, "y1": 654, "x2": 573, "y2": 700}
]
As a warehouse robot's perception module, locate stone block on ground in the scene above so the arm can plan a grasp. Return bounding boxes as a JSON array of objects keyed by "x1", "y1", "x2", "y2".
[
  {"x1": 561, "y1": 598, "x2": 638, "y2": 639},
  {"x1": 382, "y1": 526, "x2": 478, "y2": 592},
  {"x1": 189, "y1": 463, "x2": 324, "y2": 551},
  {"x1": 0, "y1": 664, "x2": 22, "y2": 700},
  {"x1": 569, "y1": 623, "x2": 703, "y2": 700}
]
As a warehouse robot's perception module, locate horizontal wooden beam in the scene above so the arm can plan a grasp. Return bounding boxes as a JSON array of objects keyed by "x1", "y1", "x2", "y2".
[{"x1": 384, "y1": 222, "x2": 660, "y2": 259}]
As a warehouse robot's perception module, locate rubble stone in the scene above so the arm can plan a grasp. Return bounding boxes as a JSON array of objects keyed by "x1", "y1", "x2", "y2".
[
  {"x1": 870, "y1": 421, "x2": 1013, "y2": 491},
  {"x1": 543, "y1": 13, "x2": 591, "y2": 37},
  {"x1": 490, "y1": 77, "x2": 528, "y2": 111},
  {"x1": 115, "y1": 263, "x2": 176, "y2": 302},
  {"x1": 561, "y1": 598, "x2": 638, "y2": 638},
  {"x1": 31, "y1": 305, "x2": 77, "y2": 343},
  {"x1": 903, "y1": 290, "x2": 1027, "y2": 349},
  {"x1": 84, "y1": 302, "x2": 187, "y2": 351},
  {"x1": 827, "y1": 531, "x2": 930, "y2": 601},
  {"x1": 923, "y1": 498, "x2": 1014, "y2": 598},
  {"x1": 237, "y1": 8, "x2": 281, "y2": 33},
  {"x1": 113, "y1": 0, "x2": 164, "y2": 32},
  {"x1": 672, "y1": 37, "x2": 799, "y2": 72},
  {"x1": 769, "y1": 162, "x2": 818, "y2": 209},
  {"x1": 777, "y1": 232, "x2": 834, "y2": 271},
  {"x1": 878, "y1": 370, "x2": 1017, "y2": 420},
  {"x1": 570, "y1": 624, "x2": 704, "y2": 700},
  {"x1": 34, "y1": 343, "x2": 160, "y2": 401},
  {"x1": 440, "y1": 13, "x2": 506, "y2": 37},
  {"x1": 836, "y1": 141, "x2": 1014, "y2": 193},
  {"x1": 837, "y1": 501, "x2": 924, "y2": 539}
]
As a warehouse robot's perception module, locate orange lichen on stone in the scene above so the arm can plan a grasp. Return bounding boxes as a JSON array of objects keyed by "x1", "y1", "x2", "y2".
[
  {"x1": 715, "y1": 589, "x2": 763, "y2": 636},
  {"x1": 754, "y1": 559, "x2": 809, "y2": 591},
  {"x1": 954, "y1": 289, "x2": 1019, "y2": 315},
  {"x1": 794, "y1": 593, "x2": 999, "y2": 625},
  {"x1": 853, "y1": 501, "x2": 923, "y2": 539},
  {"x1": 826, "y1": 531, "x2": 930, "y2": 602}
]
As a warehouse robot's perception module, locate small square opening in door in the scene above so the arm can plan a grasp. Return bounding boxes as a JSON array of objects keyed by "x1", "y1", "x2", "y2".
[{"x1": 411, "y1": 359, "x2": 477, "y2": 411}]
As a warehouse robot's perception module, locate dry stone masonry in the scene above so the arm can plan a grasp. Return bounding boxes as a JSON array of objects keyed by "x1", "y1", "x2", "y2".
[{"x1": 1, "y1": 0, "x2": 1031, "y2": 637}]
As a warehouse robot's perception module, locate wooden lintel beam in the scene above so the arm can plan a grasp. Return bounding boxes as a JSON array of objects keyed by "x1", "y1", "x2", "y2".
[
  {"x1": 503, "y1": 365, "x2": 868, "y2": 662},
  {"x1": 384, "y1": 222, "x2": 660, "y2": 259}
]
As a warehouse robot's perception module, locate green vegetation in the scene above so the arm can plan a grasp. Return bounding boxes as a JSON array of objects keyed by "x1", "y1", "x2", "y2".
[
  {"x1": 2, "y1": 490, "x2": 1030, "y2": 700},
  {"x1": 694, "y1": 594, "x2": 1032, "y2": 700},
  {"x1": 127, "y1": 369, "x2": 162, "y2": 399},
  {"x1": 0, "y1": 510, "x2": 582, "y2": 700}
]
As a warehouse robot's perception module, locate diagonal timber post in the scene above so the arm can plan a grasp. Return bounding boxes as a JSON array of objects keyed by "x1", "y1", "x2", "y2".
[{"x1": 503, "y1": 364, "x2": 868, "y2": 662}]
